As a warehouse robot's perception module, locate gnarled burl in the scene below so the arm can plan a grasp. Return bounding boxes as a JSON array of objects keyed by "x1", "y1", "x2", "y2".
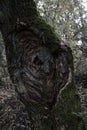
[{"x1": 0, "y1": 0, "x2": 81, "y2": 130}]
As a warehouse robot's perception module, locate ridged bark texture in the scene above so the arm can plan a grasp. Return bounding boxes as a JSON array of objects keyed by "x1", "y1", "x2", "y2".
[{"x1": 0, "y1": 0, "x2": 82, "y2": 130}]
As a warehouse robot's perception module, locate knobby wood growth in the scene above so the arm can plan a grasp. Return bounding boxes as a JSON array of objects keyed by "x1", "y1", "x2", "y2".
[{"x1": 0, "y1": 0, "x2": 81, "y2": 129}]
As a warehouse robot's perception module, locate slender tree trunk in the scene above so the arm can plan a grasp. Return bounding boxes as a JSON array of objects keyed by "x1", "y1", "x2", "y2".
[{"x1": 0, "y1": 0, "x2": 82, "y2": 130}]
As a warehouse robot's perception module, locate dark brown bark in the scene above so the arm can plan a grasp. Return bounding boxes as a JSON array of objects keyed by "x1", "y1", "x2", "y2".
[{"x1": 0, "y1": 0, "x2": 81, "y2": 130}]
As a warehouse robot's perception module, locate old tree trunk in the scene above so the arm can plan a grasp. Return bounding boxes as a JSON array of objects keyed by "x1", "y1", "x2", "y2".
[{"x1": 0, "y1": 0, "x2": 83, "y2": 130}]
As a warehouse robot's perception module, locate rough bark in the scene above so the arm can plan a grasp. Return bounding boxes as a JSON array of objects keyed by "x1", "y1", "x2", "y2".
[{"x1": 0, "y1": 0, "x2": 82, "y2": 130}]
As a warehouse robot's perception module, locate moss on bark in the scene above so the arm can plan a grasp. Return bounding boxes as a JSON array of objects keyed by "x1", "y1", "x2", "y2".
[
  {"x1": 27, "y1": 83, "x2": 82, "y2": 130},
  {"x1": 53, "y1": 83, "x2": 81, "y2": 129},
  {"x1": 29, "y1": 16, "x2": 61, "y2": 52}
]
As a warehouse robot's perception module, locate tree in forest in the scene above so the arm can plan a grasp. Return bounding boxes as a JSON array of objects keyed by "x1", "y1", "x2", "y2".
[{"x1": 0, "y1": 0, "x2": 82, "y2": 129}]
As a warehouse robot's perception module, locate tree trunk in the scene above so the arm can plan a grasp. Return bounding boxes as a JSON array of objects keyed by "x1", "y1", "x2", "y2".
[{"x1": 0, "y1": 0, "x2": 82, "y2": 130}]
